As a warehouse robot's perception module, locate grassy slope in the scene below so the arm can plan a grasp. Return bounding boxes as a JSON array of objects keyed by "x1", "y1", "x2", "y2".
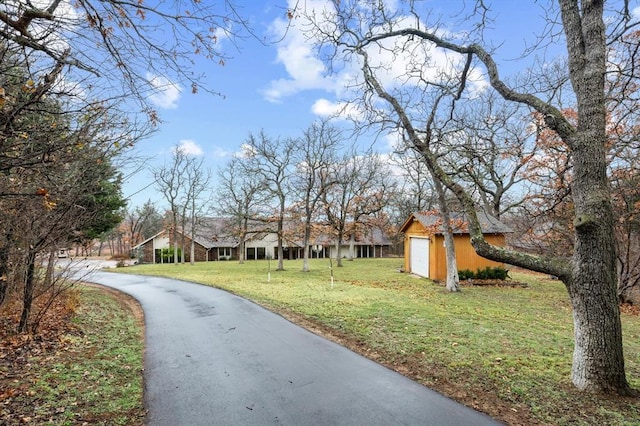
[
  {"x1": 117, "y1": 258, "x2": 639, "y2": 425},
  {"x1": 0, "y1": 286, "x2": 145, "y2": 425}
]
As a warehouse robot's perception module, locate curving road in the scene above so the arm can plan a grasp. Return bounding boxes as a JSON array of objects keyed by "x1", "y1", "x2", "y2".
[{"x1": 79, "y1": 268, "x2": 501, "y2": 426}]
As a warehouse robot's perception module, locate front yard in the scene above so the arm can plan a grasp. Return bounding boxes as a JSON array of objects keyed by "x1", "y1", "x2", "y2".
[{"x1": 120, "y1": 258, "x2": 640, "y2": 425}]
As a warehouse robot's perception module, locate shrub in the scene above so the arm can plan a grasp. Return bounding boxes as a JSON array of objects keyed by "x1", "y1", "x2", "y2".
[
  {"x1": 160, "y1": 247, "x2": 182, "y2": 263},
  {"x1": 475, "y1": 268, "x2": 487, "y2": 279},
  {"x1": 459, "y1": 267, "x2": 509, "y2": 280},
  {"x1": 473, "y1": 266, "x2": 509, "y2": 280},
  {"x1": 491, "y1": 266, "x2": 509, "y2": 280},
  {"x1": 458, "y1": 269, "x2": 475, "y2": 280}
]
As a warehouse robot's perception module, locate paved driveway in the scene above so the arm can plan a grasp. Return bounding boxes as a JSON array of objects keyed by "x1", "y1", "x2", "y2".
[{"x1": 79, "y1": 269, "x2": 501, "y2": 426}]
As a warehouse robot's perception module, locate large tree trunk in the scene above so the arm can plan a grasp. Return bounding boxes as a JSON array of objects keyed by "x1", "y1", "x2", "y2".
[
  {"x1": 564, "y1": 112, "x2": 629, "y2": 393},
  {"x1": 566, "y1": 86, "x2": 628, "y2": 393},
  {"x1": 433, "y1": 177, "x2": 460, "y2": 292},
  {"x1": 559, "y1": 0, "x2": 630, "y2": 394},
  {"x1": 567, "y1": 274, "x2": 627, "y2": 393}
]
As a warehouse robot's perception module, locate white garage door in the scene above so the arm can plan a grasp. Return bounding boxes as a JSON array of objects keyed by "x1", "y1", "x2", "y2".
[{"x1": 410, "y1": 237, "x2": 430, "y2": 277}]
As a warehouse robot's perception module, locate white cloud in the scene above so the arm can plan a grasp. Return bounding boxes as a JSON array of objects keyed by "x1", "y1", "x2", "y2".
[
  {"x1": 212, "y1": 146, "x2": 232, "y2": 158},
  {"x1": 265, "y1": 0, "x2": 491, "y2": 141},
  {"x1": 240, "y1": 143, "x2": 256, "y2": 157},
  {"x1": 147, "y1": 74, "x2": 182, "y2": 109},
  {"x1": 266, "y1": 1, "x2": 488, "y2": 108},
  {"x1": 384, "y1": 130, "x2": 406, "y2": 152},
  {"x1": 173, "y1": 139, "x2": 203, "y2": 156},
  {"x1": 262, "y1": 0, "x2": 341, "y2": 102},
  {"x1": 26, "y1": 0, "x2": 79, "y2": 55},
  {"x1": 359, "y1": 14, "x2": 488, "y2": 95},
  {"x1": 233, "y1": 143, "x2": 257, "y2": 159},
  {"x1": 311, "y1": 98, "x2": 362, "y2": 120}
]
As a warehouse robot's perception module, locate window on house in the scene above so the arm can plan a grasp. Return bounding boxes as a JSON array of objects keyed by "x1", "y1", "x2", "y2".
[
  {"x1": 358, "y1": 246, "x2": 371, "y2": 258},
  {"x1": 257, "y1": 247, "x2": 266, "y2": 260}
]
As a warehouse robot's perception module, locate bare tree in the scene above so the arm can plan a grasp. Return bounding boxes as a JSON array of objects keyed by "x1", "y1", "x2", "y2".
[
  {"x1": 388, "y1": 151, "x2": 437, "y2": 225},
  {"x1": 291, "y1": 120, "x2": 341, "y2": 272},
  {"x1": 322, "y1": 150, "x2": 392, "y2": 266},
  {"x1": 446, "y1": 91, "x2": 538, "y2": 219},
  {"x1": 124, "y1": 200, "x2": 164, "y2": 249},
  {"x1": 183, "y1": 156, "x2": 211, "y2": 265},
  {"x1": 243, "y1": 132, "x2": 295, "y2": 270},
  {"x1": 153, "y1": 146, "x2": 189, "y2": 264},
  {"x1": 302, "y1": 0, "x2": 637, "y2": 394},
  {"x1": 214, "y1": 156, "x2": 267, "y2": 264}
]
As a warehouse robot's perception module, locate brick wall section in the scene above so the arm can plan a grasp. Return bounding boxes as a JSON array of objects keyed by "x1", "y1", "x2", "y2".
[
  {"x1": 141, "y1": 240, "x2": 154, "y2": 263},
  {"x1": 168, "y1": 235, "x2": 208, "y2": 262}
]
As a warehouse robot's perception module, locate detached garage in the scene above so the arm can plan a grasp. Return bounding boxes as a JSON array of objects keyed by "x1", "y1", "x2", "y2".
[{"x1": 400, "y1": 210, "x2": 512, "y2": 282}]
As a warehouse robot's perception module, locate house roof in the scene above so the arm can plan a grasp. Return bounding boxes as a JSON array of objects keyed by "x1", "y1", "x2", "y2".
[
  {"x1": 131, "y1": 230, "x2": 167, "y2": 250},
  {"x1": 150, "y1": 217, "x2": 394, "y2": 250},
  {"x1": 312, "y1": 226, "x2": 393, "y2": 246},
  {"x1": 184, "y1": 217, "x2": 240, "y2": 248},
  {"x1": 401, "y1": 210, "x2": 513, "y2": 235}
]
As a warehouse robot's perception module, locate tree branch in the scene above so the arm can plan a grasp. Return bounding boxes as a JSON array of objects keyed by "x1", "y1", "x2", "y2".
[{"x1": 361, "y1": 28, "x2": 577, "y2": 145}]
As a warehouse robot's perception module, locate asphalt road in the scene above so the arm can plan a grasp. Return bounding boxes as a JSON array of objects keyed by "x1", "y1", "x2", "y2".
[{"x1": 79, "y1": 268, "x2": 502, "y2": 426}]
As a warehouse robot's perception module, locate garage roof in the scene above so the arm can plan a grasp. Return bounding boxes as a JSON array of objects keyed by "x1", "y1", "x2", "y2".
[{"x1": 401, "y1": 210, "x2": 513, "y2": 235}]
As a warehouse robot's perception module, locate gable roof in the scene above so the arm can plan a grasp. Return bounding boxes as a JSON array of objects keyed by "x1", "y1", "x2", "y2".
[
  {"x1": 182, "y1": 217, "x2": 239, "y2": 249},
  {"x1": 312, "y1": 226, "x2": 393, "y2": 246},
  {"x1": 131, "y1": 230, "x2": 167, "y2": 250},
  {"x1": 401, "y1": 210, "x2": 513, "y2": 235}
]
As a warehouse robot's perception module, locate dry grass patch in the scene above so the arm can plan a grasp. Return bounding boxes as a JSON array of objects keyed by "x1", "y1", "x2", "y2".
[{"x1": 0, "y1": 285, "x2": 145, "y2": 425}]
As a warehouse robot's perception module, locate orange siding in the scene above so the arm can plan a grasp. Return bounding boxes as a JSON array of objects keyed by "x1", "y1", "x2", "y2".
[
  {"x1": 430, "y1": 234, "x2": 505, "y2": 281},
  {"x1": 403, "y1": 216, "x2": 506, "y2": 281},
  {"x1": 403, "y1": 219, "x2": 431, "y2": 273}
]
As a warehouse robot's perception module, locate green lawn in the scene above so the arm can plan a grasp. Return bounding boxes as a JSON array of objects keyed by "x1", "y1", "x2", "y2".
[
  {"x1": 117, "y1": 258, "x2": 640, "y2": 425},
  {"x1": 0, "y1": 286, "x2": 145, "y2": 425}
]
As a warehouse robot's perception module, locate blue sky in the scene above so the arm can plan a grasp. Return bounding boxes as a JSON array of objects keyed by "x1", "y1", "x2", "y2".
[
  {"x1": 120, "y1": 0, "x2": 619, "y2": 209},
  {"x1": 123, "y1": 2, "x2": 327, "y2": 207}
]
